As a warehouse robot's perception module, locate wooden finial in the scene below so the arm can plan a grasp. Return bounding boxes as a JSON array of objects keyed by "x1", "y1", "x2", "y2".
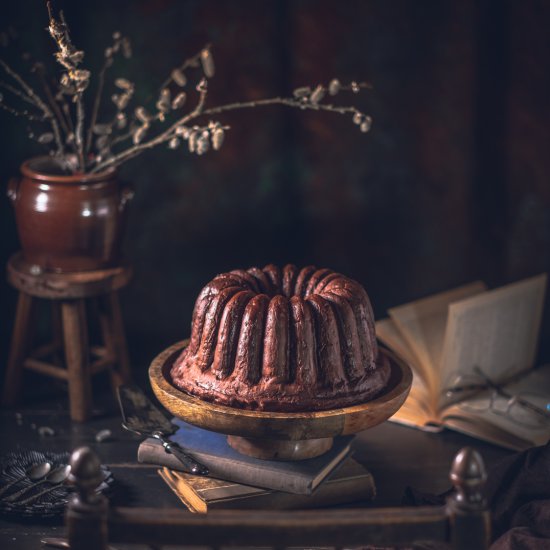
[
  {"x1": 68, "y1": 446, "x2": 104, "y2": 503},
  {"x1": 450, "y1": 447, "x2": 487, "y2": 510},
  {"x1": 66, "y1": 447, "x2": 108, "y2": 550}
]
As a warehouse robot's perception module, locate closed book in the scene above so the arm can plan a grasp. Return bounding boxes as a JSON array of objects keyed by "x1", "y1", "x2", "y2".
[
  {"x1": 137, "y1": 419, "x2": 353, "y2": 494},
  {"x1": 158, "y1": 457, "x2": 375, "y2": 513}
]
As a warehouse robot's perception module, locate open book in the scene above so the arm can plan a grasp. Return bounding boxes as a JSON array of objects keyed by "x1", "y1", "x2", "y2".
[{"x1": 376, "y1": 274, "x2": 550, "y2": 450}]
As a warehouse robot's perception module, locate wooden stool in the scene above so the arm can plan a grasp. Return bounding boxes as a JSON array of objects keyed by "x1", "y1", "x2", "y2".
[{"x1": 2, "y1": 253, "x2": 133, "y2": 422}]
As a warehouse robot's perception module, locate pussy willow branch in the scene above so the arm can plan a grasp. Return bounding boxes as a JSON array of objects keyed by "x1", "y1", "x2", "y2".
[
  {"x1": 25, "y1": 53, "x2": 71, "y2": 139},
  {"x1": 75, "y1": 97, "x2": 85, "y2": 169},
  {"x1": 0, "y1": 58, "x2": 64, "y2": 154},
  {"x1": 48, "y1": 5, "x2": 87, "y2": 168},
  {"x1": 58, "y1": 94, "x2": 75, "y2": 138},
  {"x1": 85, "y1": 59, "x2": 108, "y2": 154},
  {"x1": 201, "y1": 97, "x2": 363, "y2": 119},
  {"x1": 35, "y1": 63, "x2": 70, "y2": 138},
  {"x1": 0, "y1": 80, "x2": 37, "y2": 106},
  {"x1": 58, "y1": 9, "x2": 86, "y2": 170},
  {"x1": 91, "y1": 86, "x2": 368, "y2": 173},
  {"x1": 154, "y1": 44, "x2": 211, "y2": 97},
  {"x1": 0, "y1": 102, "x2": 46, "y2": 121},
  {"x1": 91, "y1": 85, "x2": 208, "y2": 173}
]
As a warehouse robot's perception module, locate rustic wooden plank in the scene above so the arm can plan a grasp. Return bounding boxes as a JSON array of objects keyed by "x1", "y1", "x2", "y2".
[{"x1": 108, "y1": 507, "x2": 449, "y2": 547}]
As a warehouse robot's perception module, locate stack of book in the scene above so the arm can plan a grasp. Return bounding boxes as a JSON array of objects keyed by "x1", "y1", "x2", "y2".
[{"x1": 138, "y1": 418, "x2": 375, "y2": 513}]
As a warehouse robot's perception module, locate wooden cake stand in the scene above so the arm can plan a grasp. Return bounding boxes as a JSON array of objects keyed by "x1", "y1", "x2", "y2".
[{"x1": 149, "y1": 341, "x2": 412, "y2": 460}]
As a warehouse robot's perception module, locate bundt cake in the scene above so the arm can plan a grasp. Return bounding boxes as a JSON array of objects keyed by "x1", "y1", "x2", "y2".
[{"x1": 170, "y1": 264, "x2": 391, "y2": 412}]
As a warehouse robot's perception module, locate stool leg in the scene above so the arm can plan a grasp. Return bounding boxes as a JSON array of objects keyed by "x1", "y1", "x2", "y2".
[
  {"x1": 51, "y1": 302, "x2": 64, "y2": 366},
  {"x1": 61, "y1": 300, "x2": 92, "y2": 422},
  {"x1": 98, "y1": 292, "x2": 132, "y2": 388},
  {"x1": 2, "y1": 293, "x2": 35, "y2": 407}
]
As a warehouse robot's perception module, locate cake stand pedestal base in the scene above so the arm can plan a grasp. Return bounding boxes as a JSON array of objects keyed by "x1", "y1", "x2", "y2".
[{"x1": 227, "y1": 435, "x2": 333, "y2": 460}]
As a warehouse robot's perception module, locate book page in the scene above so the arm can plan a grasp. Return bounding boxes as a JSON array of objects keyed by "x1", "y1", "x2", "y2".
[
  {"x1": 377, "y1": 318, "x2": 438, "y2": 426},
  {"x1": 439, "y1": 274, "x2": 547, "y2": 391},
  {"x1": 388, "y1": 282, "x2": 487, "y2": 403},
  {"x1": 441, "y1": 363, "x2": 550, "y2": 450}
]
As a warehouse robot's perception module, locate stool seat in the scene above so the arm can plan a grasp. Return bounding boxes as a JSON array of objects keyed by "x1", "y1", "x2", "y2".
[
  {"x1": 3, "y1": 253, "x2": 133, "y2": 421},
  {"x1": 7, "y1": 253, "x2": 132, "y2": 299}
]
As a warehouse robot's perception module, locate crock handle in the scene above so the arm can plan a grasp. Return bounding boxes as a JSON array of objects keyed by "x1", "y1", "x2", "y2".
[
  {"x1": 119, "y1": 182, "x2": 134, "y2": 212},
  {"x1": 7, "y1": 177, "x2": 19, "y2": 202}
]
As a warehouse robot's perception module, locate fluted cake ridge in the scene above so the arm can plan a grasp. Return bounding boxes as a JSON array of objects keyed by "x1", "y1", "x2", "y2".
[{"x1": 170, "y1": 264, "x2": 391, "y2": 411}]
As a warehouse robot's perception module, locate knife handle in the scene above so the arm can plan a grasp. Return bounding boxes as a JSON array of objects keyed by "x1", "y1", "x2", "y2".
[{"x1": 157, "y1": 435, "x2": 209, "y2": 476}]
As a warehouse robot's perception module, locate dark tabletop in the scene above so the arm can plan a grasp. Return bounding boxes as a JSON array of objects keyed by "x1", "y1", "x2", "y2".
[{"x1": 0, "y1": 387, "x2": 513, "y2": 550}]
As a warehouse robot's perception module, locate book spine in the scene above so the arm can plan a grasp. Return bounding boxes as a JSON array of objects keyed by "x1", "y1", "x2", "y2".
[{"x1": 138, "y1": 440, "x2": 315, "y2": 494}]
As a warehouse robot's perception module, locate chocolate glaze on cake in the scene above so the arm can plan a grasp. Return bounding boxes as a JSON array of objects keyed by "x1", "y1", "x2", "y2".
[{"x1": 171, "y1": 264, "x2": 391, "y2": 412}]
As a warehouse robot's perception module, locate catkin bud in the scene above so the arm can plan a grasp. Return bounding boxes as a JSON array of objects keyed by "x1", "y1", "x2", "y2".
[
  {"x1": 37, "y1": 133, "x2": 54, "y2": 144},
  {"x1": 353, "y1": 112, "x2": 363, "y2": 125},
  {"x1": 171, "y1": 69, "x2": 187, "y2": 87},
  {"x1": 293, "y1": 86, "x2": 311, "y2": 98},
  {"x1": 176, "y1": 126, "x2": 190, "y2": 138},
  {"x1": 93, "y1": 123, "x2": 112, "y2": 135},
  {"x1": 168, "y1": 137, "x2": 180, "y2": 149},
  {"x1": 200, "y1": 48, "x2": 215, "y2": 78},
  {"x1": 188, "y1": 131, "x2": 198, "y2": 153},
  {"x1": 212, "y1": 128, "x2": 224, "y2": 150},
  {"x1": 115, "y1": 78, "x2": 133, "y2": 90},
  {"x1": 310, "y1": 85, "x2": 325, "y2": 105},
  {"x1": 351, "y1": 81, "x2": 360, "y2": 93},
  {"x1": 156, "y1": 89, "x2": 171, "y2": 113},
  {"x1": 133, "y1": 124, "x2": 148, "y2": 145},
  {"x1": 196, "y1": 135, "x2": 210, "y2": 155},
  {"x1": 172, "y1": 92, "x2": 186, "y2": 109},
  {"x1": 328, "y1": 78, "x2": 341, "y2": 96},
  {"x1": 135, "y1": 106, "x2": 150, "y2": 123},
  {"x1": 360, "y1": 116, "x2": 372, "y2": 133}
]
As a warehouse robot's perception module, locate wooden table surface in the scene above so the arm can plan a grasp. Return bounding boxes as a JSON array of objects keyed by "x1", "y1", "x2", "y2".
[{"x1": 0, "y1": 389, "x2": 513, "y2": 550}]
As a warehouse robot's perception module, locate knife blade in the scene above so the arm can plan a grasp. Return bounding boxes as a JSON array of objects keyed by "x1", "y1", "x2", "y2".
[{"x1": 117, "y1": 385, "x2": 208, "y2": 476}]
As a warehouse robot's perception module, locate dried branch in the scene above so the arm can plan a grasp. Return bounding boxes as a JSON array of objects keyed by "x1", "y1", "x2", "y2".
[
  {"x1": 1, "y1": 6, "x2": 374, "y2": 175},
  {"x1": 0, "y1": 58, "x2": 64, "y2": 154},
  {"x1": 0, "y1": 80, "x2": 37, "y2": 107},
  {"x1": 47, "y1": 2, "x2": 89, "y2": 168},
  {"x1": 158, "y1": 44, "x2": 210, "y2": 91},
  {"x1": 91, "y1": 79, "x2": 209, "y2": 172},
  {"x1": 0, "y1": 102, "x2": 46, "y2": 121},
  {"x1": 40, "y1": 79, "x2": 69, "y2": 137},
  {"x1": 90, "y1": 80, "x2": 371, "y2": 173},
  {"x1": 85, "y1": 62, "x2": 106, "y2": 154},
  {"x1": 86, "y1": 33, "x2": 131, "y2": 154}
]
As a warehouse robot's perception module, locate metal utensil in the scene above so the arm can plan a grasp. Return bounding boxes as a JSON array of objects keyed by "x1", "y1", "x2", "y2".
[
  {"x1": 5, "y1": 464, "x2": 70, "y2": 503},
  {"x1": 0, "y1": 462, "x2": 52, "y2": 499},
  {"x1": 16, "y1": 465, "x2": 71, "y2": 505},
  {"x1": 117, "y1": 384, "x2": 208, "y2": 475},
  {"x1": 41, "y1": 537, "x2": 119, "y2": 550}
]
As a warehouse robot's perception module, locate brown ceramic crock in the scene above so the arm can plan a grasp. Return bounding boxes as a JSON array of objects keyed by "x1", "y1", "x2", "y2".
[{"x1": 7, "y1": 157, "x2": 133, "y2": 272}]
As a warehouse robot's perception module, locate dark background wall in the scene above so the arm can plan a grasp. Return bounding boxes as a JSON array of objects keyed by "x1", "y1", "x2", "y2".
[{"x1": 1, "y1": 0, "x2": 549, "y2": 394}]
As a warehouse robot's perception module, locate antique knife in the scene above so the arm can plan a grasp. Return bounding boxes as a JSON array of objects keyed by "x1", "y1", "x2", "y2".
[{"x1": 117, "y1": 385, "x2": 209, "y2": 475}]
